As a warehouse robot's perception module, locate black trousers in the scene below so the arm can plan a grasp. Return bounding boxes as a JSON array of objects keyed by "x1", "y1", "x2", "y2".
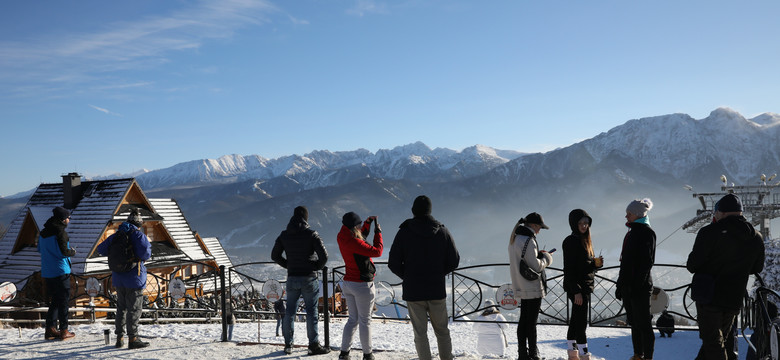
[
  {"x1": 695, "y1": 303, "x2": 739, "y2": 360},
  {"x1": 624, "y1": 292, "x2": 654, "y2": 359},
  {"x1": 567, "y1": 293, "x2": 589, "y2": 344},
  {"x1": 45, "y1": 274, "x2": 71, "y2": 330},
  {"x1": 517, "y1": 297, "x2": 543, "y2": 355}
]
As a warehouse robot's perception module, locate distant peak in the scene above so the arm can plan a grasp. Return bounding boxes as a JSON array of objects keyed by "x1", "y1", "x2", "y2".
[
  {"x1": 750, "y1": 112, "x2": 780, "y2": 126},
  {"x1": 708, "y1": 107, "x2": 742, "y2": 119}
]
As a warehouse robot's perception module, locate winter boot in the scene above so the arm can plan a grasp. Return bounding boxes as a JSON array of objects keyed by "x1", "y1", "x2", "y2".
[
  {"x1": 115, "y1": 336, "x2": 124, "y2": 348},
  {"x1": 59, "y1": 329, "x2": 75, "y2": 340},
  {"x1": 578, "y1": 343, "x2": 590, "y2": 360},
  {"x1": 567, "y1": 340, "x2": 579, "y2": 360},
  {"x1": 338, "y1": 350, "x2": 350, "y2": 359},
  {"x1": 629, "y1": 355, "x2": 644, "y2": 360},
  {"x1": 128, "y1": 336, "x2": 150, "y2": 349},
  {"x1": 45, "y1": 327, "x2": 60, "y2": 340},
  {"x1": 567, "y1": 349, "x2": 580, "y2": 360},
  {"x1": 528, "y1": 345, "x2": 541, "y2": 360},
  {"x1": 362, "y1": 353, "x2": 374, "y2": 360},
  {"x1": 284, "y1": 345, "x2": 293, "y2": 354},
  {"x1": 307, "y1": 342, "x2": 330, "y2": 355}
]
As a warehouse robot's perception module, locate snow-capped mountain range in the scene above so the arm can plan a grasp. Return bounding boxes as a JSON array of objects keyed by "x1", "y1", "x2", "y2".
[
  {"x1": 104, "y1": 107, "x2": 780, "y2": 194},
  {"x1": 129, "y1": 143, "x2": 526, "y2": 190}
]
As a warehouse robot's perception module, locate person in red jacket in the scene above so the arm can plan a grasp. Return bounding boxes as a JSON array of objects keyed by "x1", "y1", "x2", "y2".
[{"x1": 337, "y1": 212, "x2": 383, "y2": 360}]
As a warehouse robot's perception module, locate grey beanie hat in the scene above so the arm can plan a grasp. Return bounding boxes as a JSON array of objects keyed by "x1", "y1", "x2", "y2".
[{"x1": 627, "y1": 198, "x2": 654, "y2": 218}]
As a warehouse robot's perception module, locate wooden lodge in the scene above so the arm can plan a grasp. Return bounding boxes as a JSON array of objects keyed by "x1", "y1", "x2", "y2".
[{"x1": 0, "y1": 173, "x2": 237, "y2": 310}]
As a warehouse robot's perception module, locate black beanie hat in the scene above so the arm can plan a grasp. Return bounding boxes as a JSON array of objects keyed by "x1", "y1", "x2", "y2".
[
  {"x1": 52, "y1": 206, "x2": 70, "y2": 221},
  {"x1": 342, "y1": 212, "x2": 362, "y2": 228},
  {"x1": 127, "y1": 208, "x2": 143, "y2": 227},
  {"x1": 717, "y1": 193, "x2": 743, "y2": 212},
  {"x1": 294, "y1": 206, "x2": 309, "y2": 221},
  {"x1": 412, "y1": 195, "x2": 432, "y2": 216}
]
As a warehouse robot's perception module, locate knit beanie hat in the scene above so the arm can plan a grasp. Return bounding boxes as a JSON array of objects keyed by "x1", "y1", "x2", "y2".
[
  {"x1": 127, "y1": 208, "x2": 143, "y2": 227},
  {"x1": 294, "y1": 206, "x2": 309, "y2": 221},
  {"x1": 627, "y1": 198, "x2": 653, "y2": 218},
  {"x1": 52, "y1": 206, "x2": 70, "y2": 221},
  {"x1": 342, "y1": 212, "x2": 362, "y2": 229},
  {"x1": 412, "y1": 195, "x2": 432, "y2": 216},
  {"x1": 717, "y1": 193, "x2": 743, "y2": 212}
]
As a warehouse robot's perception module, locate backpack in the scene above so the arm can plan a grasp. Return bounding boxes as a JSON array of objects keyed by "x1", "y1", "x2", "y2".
[{"x1": 107, "y1": 230, "x2": 139, "y2": 272}]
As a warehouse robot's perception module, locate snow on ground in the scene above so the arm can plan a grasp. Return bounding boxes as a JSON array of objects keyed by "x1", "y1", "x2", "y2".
[{"x1": 0, "y1": 318, "x2": 751, "y2": 359}]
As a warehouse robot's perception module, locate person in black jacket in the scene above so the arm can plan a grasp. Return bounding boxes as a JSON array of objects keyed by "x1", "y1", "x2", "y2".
[
  {"x1": 616, "y1": 198, "x2": 656, "y2": 360},
  {"x1": 388, "y1": 195, "x2": 460, "y2": 360},
  {"x1": 271, "y1": 206, "x2": 330, "y2": 356},
  {"x1": 687, "y1": 194, "x2": 765, "y2": 360},
  {"x1": 562, "y1": 209, "x2": 603, "y2": 360}
]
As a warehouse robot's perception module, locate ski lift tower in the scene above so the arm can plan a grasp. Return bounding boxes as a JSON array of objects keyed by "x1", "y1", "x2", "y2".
[{"x1": 682, "y1": 174, "x2": 780, "y2": 240}]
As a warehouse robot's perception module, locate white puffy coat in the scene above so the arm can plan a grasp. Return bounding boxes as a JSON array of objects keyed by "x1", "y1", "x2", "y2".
[
  {"x1": 509, "y1": 226, "x2": 553, "y2": 300},
  {"x1": 474, "y1": 312, "x2": 508, "y2": 356}
]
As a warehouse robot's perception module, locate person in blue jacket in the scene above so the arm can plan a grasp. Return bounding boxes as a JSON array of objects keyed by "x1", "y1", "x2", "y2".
[
  {"x1": 97, "y1": 208, "x2": 152, "y2": 349},
  {"x1": 38, "y1": 206, "x2": 76, "y2": 341}
]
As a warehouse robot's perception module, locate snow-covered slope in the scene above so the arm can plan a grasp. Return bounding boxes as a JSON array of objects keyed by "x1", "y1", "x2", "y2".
[{"x1": 488, "y1": 107, "x2": 780, "y2": 187}]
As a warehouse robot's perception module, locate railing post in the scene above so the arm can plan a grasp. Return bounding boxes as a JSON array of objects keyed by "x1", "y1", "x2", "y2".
[
  {"x1": 220, "y1": 265, "x2": 227, "y2": 342},
  {"x1": 322, "y1": 266, "x2": 330, "y2": 348}
]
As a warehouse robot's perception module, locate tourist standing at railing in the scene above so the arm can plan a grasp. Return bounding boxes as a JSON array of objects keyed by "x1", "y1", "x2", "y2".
[
  {"x1": 687, "y1": 193, "x2": 765, "y2": 360},
  {"x1": 616, "y1": 198, "x2": 656, "y2": 360},
  {"x1": 509, "y1": 212, "x2": 553, "y2": 360},
  {"x1": 270, "y1": 205, "x2": 330, "y2": 356},
  {"x1": 97, "y1": 208, "x2": 152, "y2": 349},
  {"x1": 273, "y1": 298, "x2": 285, "y2": 337},
  {"x1": 38, "y1": 206, "x2": 76, "y2": 341},
  {"x1": 388, "y1": 195, "x2": 460, "y2": 360},
  {"x1": 337, "y1": 212, "x2": 384, "y2": 360},
  {"x1": 562, "y1": 209, "x2": 603, "y2": 360}
]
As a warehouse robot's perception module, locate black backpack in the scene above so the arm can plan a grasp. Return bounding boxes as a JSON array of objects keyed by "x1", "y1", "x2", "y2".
[{"x1": 107, "y1": 230, "x2": 139, "y2": 272}]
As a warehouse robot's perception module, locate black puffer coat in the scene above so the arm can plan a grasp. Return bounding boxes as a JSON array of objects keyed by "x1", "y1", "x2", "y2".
[
  {"x1": 388, "y1": 215, "x2": 460, "y2": 301},
  {"x1": 271, "y1": 214, "x2": 328, "y2": 277},
  {"x1": 616, "y1": 221, "x2": 656, "y2": 298},
  {"x1": 562, "y1": 209, "x2": 596, "y2": 295},
  {"x1": 687, "y1": 215, "x2": 765, "y2": 310}
]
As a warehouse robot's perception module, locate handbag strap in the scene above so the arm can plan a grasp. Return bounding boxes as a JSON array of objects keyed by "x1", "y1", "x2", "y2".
[{"x1": 520, "y1": 235, "x2": 536, "y2": 258}]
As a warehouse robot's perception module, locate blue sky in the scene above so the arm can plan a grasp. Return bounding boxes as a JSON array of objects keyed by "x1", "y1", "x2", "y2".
[{"x1": 1, "y1": 0, "x2": 779, "y2": 196}]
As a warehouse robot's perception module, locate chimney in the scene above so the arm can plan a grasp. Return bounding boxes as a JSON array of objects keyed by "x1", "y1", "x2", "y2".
[{"x1": 62, "y1": 172, "x2": 83, "y2": 209}]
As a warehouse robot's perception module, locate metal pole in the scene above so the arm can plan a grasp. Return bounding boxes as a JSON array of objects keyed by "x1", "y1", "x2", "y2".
[
  {"x1": 322, "y1": 266, "x2": 330, "y2": 348},
  {"x1": 220, "y1": 265, "x2": 227, "y2": 342}
]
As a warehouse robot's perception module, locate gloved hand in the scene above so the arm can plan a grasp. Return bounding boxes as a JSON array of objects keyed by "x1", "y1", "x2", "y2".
[{"x1": 65, "y1": 247, "x2": 76, "y2": 257}]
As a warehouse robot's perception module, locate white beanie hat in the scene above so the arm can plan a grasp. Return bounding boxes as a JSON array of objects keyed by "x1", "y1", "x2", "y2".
[{"x1": 627, "y1": 198, "x2": 653, "y2": 218}]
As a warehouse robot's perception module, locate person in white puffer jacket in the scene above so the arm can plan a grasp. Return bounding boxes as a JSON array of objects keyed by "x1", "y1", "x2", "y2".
[
  {"x1": 473, "y1": 299, "x2": 509, "y2": 358},
  {"x1": 508, "y1": 212, "x2": 553, "y2": 360}
]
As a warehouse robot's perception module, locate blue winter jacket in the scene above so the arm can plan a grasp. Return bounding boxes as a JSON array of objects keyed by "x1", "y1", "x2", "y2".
[
  {"x1": 97, "y1": 222, "x2": 152, "y2": 289},
  {"x1": 38, "y1": 217, "x2": 72, "y2": 278}
]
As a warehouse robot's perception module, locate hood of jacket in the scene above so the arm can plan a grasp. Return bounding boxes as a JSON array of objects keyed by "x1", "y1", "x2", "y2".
[
  {"x1": 285, "y1": 214, "x2": 310, "y2": 233},
  {"x1": 515, "y1": 224, "x2": 535, "y2": 238},
  {"x1": 40, "y1": 216, "x2": 67, "y2": 239},
  {"x1": 568, "y1": 209, "x2": 592, "y2": 234},
  {"x1": 720, "y1": 215, "x2": 759, "y2": 239},
  {"x1": 399, "y1": 215, "x2": 443, "y2": 237}
]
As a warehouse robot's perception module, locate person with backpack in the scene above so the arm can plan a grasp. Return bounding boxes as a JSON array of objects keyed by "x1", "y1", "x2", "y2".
[
  {"x1": 97, "y1": 208, "x2": 152, "y2": 349},
  {"x1": 38, "y1": 206, "x2": 77, "y2": 341},
  {"x1": 509, "y1": 212, "x2": 554, "y2": 360},
  {"x1": 336, "y1": 212, "x2": 383, "y2": 360}
]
